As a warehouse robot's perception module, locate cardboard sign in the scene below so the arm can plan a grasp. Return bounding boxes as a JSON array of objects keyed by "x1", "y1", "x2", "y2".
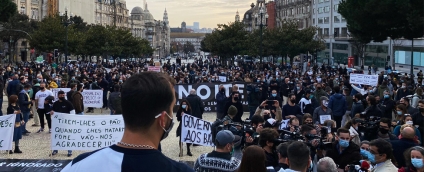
[
  {"x1": 0, "y1": 114, "x2": 16, "y2": 150},
  {"x1": 51, "y1": 113, "x2": 124, "y2": 150},
  {"x1": 279, "y1": 119, "x2": 290, "y2": 130},
  {"x1": 218, "y1": 76, "x2": 227, "y2": 82},
  {"x1": 180, "y1": 113, "x2": 214, "y2": 147},
  {"x1": 349, "y1": 74, "x2": 378, "y2": 86},
  {"x1": 81, "y1": 90, "x2": 103, "y2": 108},
  {"x1": 52, "y1": 88, "x2": 71, "y2": 101},
  {"x1": 319, "y1": 115, "x2": 332, "y2": 124},
  {"x1": 148, "y1": 66, "x2": 161, "y2": 72}
]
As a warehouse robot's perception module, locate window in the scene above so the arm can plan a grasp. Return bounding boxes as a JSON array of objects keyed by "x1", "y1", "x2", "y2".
[
  {"x1": 307, "y1": 5, "x2": 310, "y2": 13},
  {"x1": 334, "y1": 28, "x2": 339, "y2": 37},
  {"x1": 318, "y1": 29, "x2": 323, "y2": 36},
  {"x1": 324, "y1": 6, "x2": 329, "y2": 12},
  {"x1": 324, "y1": 28, "x2": 329, "y2": 36},
  {"x1": 313, "y1": 18, "x2": 315, "y2": 24},
  {"x1": 291, "y1": 8, "x2": 294, "y2": 15},
  {"x1": 318, "y1": 17, "x2": 323, "y2": 24},
  {"x1": 318, "y1": 7, "x2": 323, "y2": 13},
  {"x1": 341, "y1": 27, "x2": 348, "y2": 37},
  {"x1": 334, "y1": 16, "x2": 340, "y2": 23},
  {"x1": 334, "y1": 4, "x2": 339, "y2": 12},
  {"x1": 319, "y1": 0, "x2": 324, "y2": 3},
  {"x1": 324, "y1": 17, "x2": 329, "y2": 24},
  {"x1": 325, "y1": 0, "x2": 330, "y2": 1}
]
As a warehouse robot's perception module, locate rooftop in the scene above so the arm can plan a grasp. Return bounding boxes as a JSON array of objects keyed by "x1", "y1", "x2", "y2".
[{"x1": 170, "y1": 33, "x2": 207, "y2": 38}]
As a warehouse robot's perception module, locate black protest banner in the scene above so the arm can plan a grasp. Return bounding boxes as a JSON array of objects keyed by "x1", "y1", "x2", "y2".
[
  {"x1": 173, "y1": 82, "x2": 249, "y2": 112},
  {"x1": 0, "y1": 159, "x2": 71, "y2": 172}
]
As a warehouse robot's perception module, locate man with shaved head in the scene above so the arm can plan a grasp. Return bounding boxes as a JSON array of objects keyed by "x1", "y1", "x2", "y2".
[{"x1": 390, "y1": 126, "x2": 419, "y2": 167}]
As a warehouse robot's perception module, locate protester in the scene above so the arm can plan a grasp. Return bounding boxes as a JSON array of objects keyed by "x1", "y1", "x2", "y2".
[
  {"x1": 71, "y1": 83, "x2": 84, "y2": 115},
  {"x1": 18, "y1": 84, "x2": 32, "y2": 135},
  {"x1": 186, "y1": 89, "x2": 204, "y2": 119},
  {"x1": 62, "y1": 72, "x2": 193, "y2": 171},
  {"x1": 369, "y1": 139, "x2": 398, "y2": 172},
  {"x1": 176, "y1": 99, "x2": 192, "y2": 157},
  {"x1": 398, "y1": 146, "x2": 424, "y2": 172},
  {"x1": 238, "y1": 145, "x2": 276, "y2": 172},
  {"x1": 7, "y1": 95, "x2": 24, "y2": 154},
  {"x1": 391, "y1": 127, "x2": 419, "y2": 168},
  {"x1": 317, "y1": 157, "x2": 338, "y2": 172},
  {"x1": 194, "y1": 130, "x2": 241, "y2": 172},
  {"x1": 279, "y1": 141, "x2": 311, "y2": 172},
  {"x1": 50, "y1": 91, "x2": 75, "y2": 157},
  {"x1": 108, "y1": 85, "x2": 122, "y2": 115},
  {"x1": 34, "y1": 82, "x2": 53, "y2": 133}
]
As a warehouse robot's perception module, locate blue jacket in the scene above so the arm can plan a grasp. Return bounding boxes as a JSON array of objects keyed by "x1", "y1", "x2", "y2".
[
  {"x1": 328, "y1": 93, "x2": 347, "y2": 116},
  {"x1": 18, "y1": 90, "x2": 31, "y2": 112},
  {"x1": 7, "y1": 79, "x2": 20, "y2": 96}
]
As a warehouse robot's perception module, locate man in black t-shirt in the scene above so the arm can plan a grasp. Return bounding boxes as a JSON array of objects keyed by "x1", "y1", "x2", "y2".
[{"x1": 51, "y1": 90, "x2": 75, "y2": 157}]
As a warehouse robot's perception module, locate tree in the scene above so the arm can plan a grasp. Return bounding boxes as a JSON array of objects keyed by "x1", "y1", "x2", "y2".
[
  {"x1": 0, "y1": 0, "x2": 17, "y2": 23},
  {"x1": 29, "y1": 15, "x2": 67, "y2": 53},
  {"x1": 183, "y1": 41, "x2": 195, "y2": 55}
]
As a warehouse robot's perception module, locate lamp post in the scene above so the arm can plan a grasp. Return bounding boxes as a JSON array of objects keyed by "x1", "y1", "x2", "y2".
[
  {"x1": 60, "y1": 8, "x2": 74, "y2": 64},
  {"x1": 254, "y1": 4, "x2": 268, "y2": 63},
  {"x1": 9, "y1": 36, "x2": 14, "y2": 64}
]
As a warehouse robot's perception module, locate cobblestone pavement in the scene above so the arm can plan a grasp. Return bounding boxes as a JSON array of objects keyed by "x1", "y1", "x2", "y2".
[{"x1": 0, "y1": 99, "x2": 249, "y2": 162}]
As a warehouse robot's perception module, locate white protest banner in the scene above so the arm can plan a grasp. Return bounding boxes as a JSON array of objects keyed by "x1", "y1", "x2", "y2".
[
  {"x1": 218, "y1": 76, "x2": 227, "y2": 82},
  {"x1": 51, "y1": 113, "x2": 124, "y2": 150},
  {"x1": 0, "y1": 114, "x2": 16, "y2": 150},
  {"x1": 319, "y1": 115, "x2": 332, "y2": 124},
  {"x1": 349, "y1": 74, "x2": 378, "y2": 86},
  {"x1": 181, "y1": 113, "x2": 214, "y2": 146},
  {"x1": 82, "y1": 90, "x2": 103, "y2": 108},
  {"x1": 52, "y1": 88, "x2": 71, "y2": 101},
  {"x1": 148, "y1": 66, "x2": 161, "y2": 72},
  {"x1": 279, "y1": 119, "x2": 290, "y2": 130}
]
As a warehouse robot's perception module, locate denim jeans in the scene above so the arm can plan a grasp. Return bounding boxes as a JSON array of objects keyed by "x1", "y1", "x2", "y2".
[
  {"x1": 22, "y1": 111, "x2": 30, "y2": 132},
  {"x1": 77, "y1": 112, "x2": 84, "y2": 115},
  {"x1": 248, "y1": 106, "x2": 257, "y2": 119}
]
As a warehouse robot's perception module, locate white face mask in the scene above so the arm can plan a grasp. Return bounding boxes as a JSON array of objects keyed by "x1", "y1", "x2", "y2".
[{"x1": 406, "y1": 121, "x2": 413, "y2": 125}]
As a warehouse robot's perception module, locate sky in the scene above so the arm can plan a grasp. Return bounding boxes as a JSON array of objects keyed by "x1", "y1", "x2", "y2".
[{"x1": 125, "y1": 0, "x2": 254, "y2": 28}]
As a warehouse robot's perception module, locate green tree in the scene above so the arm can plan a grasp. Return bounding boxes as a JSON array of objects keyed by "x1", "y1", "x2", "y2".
[
  {"x1": 183, "y1": 41, "x2": 195, "y2": 55},
  {"x1": 0, "y1": 0, "x2": 17, "y2": 23},
  {"x1": 29, "y1": 15, "x2": 67, "y2": 53}
]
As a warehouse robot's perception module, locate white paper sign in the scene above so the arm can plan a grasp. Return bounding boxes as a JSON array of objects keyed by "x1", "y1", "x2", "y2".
[
  {"x1": 320, "y1": 115, "x2": 332, "y2": 124},
  {"x1": 349, "y1": 74, "x2": 378, "y2": 86},
  {"x1": 279, "y1": 119, "x2": 290, "y2": 130},
  {"x1": 0, "y1": 114, "x2": 16, "y2": 150},
  {"x1": 218, "y1": 76, "x2": 227, "y2": 82},
  {"x1": 51, "y1": 113, "x2": 124, "y2": 150},
  {"x1": 180, "y1": 113, "x2": 214, "y2": 146},
  {"x1": 82, "y1": 90, "x2": 103, "y2": 108},
  {"x1": 52, "y1": 88, "x2": 71, "y2": 101}
]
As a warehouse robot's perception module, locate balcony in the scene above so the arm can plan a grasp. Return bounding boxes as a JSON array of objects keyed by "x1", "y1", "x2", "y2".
[{"x1": 146, "y1": 30, "x2": 155, "y2": 35}]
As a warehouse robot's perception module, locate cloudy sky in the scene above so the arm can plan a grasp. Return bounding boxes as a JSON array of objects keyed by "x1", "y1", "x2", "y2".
[{"x1": 125, "y1": 0, "x2": 253, "y2": 28}]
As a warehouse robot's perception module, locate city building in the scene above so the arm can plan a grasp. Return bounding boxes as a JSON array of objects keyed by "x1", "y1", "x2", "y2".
[
  {"x1": 170, "y1": 33, "x2": 206, "y2": 53},
  {"x1": 129, "y1": 2, "x2": 170, "y2": 58},
  {"x1": 193, "y1": 22, "x2": 200, "y2": 30},
  {"x1": 170, "y1": 22, "x2": 188, "y2": 33},
  {"x1": 242, "y1": 0, "x2": 275, "y2": 32},
  {"x1": 94, "y1": 0, "x2": 129, "y2": 27},
  {"x1": 58, "y1": 0, "x2": 96, "y2": 24},
  {"x1": 235, "y1": 10, "x2": 240, "y2": 22},
  {"x1": 275, "y1": 0, "x2": 311, "y2": 29},
  {"x1": 311, "y1": 0, "x2": 424, "y2": 68},
  {"x1": 266, "y1": 1, "x2": 276, "y2": 29}
]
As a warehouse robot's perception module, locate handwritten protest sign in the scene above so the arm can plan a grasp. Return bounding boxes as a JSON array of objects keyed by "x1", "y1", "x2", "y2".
[
  {"x1": 218, "y1": 76, "x2": 227, "y2": 82},
  {"x1": 320, "y1": 115, "x2": 332, "y2": 124},
  {"x1": 181, "y1": 113, "x2": 214, "y2": 146},
  {"x1": 52, "y1": 88, "x2": 71, "y2": 101},
  {"x1": 0, "y1": 114, "x2": 16, "y2": 150},
  {"x1": 279, "y1": 119, "x2": 290, "y2": 130},
  {"x1": 82, "y1": 90, "x2": 103, "y2": 108},
  {"x1": 51, "y1": 113, "x2": 124, "y2": 150},
  {"x1": 349, "y1": 74, "x2": 378, "y2": 86}
]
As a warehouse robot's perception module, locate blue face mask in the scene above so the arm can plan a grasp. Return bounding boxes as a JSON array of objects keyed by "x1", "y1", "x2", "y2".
[
  {"x1": 384, "y1": 95, "x2": 390, "y2": 99},
  {"x1": 182, "y1": 105, "x2": 187, "y2": 109},
  {"x1": 411, "y1": 158, "x2": 424, "y2": 168},
  {"x1": 272, "y1": 94, "x2": 277, "y2": 97},
  {"x1": 397, "y1": 111, "x2": 403, "y2": 115},
  {"x1": 296, "y1": 87, "x2": 300, "y2": 90},
  {"x1": 309, "y1": 95, "x2": 313, "y2": 99},
  {"x1": 339, "y1": 139, "x2": 349, "y2": 148},
  {"x1": 257, "y1": 80, "x2": 260, "y2": 83}
]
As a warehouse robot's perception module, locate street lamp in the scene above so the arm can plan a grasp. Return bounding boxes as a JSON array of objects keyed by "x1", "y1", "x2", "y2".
[
  {"x1": 9, "y1": 36, "x2": 14, "y2": 63},
  {"x1": 254, "y1": 4, "x2": 268, "y2": 63},
  {"x1": 60, "y1": 7, "x2": 74, "y2": 64}
]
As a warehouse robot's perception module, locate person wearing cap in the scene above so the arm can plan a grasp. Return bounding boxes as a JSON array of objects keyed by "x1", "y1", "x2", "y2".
[{"x1": 194, "y1": 130, "x2": 241, "y2": 172}]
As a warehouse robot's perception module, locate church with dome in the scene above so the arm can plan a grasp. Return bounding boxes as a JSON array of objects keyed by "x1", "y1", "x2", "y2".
[{"x1": 130, "y1": 0, "x2": 170, "y2": 58}]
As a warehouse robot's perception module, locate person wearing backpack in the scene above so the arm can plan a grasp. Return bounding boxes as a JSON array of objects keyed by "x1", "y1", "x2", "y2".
[
  {"x1": 72, "y1": 83, "x2": 84, "y2": 115},
  {"x1": 108, "y1": 85, "x2": 122, "y2": 115}
]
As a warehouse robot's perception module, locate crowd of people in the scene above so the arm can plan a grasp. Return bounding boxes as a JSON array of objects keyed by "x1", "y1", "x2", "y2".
[{"x1": 0, "y1": 57, "x2": 424, "y2": 172}]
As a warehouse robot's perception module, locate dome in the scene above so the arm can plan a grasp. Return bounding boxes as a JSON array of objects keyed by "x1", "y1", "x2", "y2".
[
  {"x1": 143, "y1": 10, "x2": 155, "y2": 22},
  {"x1": 131, "y1": 6, "x2": 143, "y2": 14},
  {"x1": 243, "y1": 3, "x2": 255, "y2": 21}
]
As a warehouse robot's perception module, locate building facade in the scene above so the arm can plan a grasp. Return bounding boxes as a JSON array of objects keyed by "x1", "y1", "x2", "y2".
[
  {"x1": 275, "y1": 0, "x2": 311, "y2": 29},
  {"x1": 170, "y1": 33, "x2": 206, "y2": 53},
  {"x1": 94, "y1": 0, "x2": 129, "y2": 27},
  {"x1": 129, "y1": 2, "x2": 170, "y2": 58}
]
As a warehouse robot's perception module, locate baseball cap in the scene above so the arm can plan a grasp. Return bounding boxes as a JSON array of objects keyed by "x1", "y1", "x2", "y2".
[{"x1": 215, "y1": 130, "x2": 241, "y2": 146}]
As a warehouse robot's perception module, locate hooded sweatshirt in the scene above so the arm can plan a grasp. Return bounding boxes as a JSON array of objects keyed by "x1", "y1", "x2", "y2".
[{"x1": 328, "y1": 93, "x2": 347, "y2": 116}]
